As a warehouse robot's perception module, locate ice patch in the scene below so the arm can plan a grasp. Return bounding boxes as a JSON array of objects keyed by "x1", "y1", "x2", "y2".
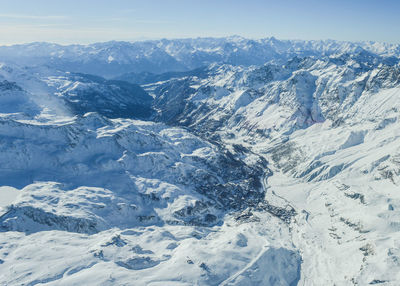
[{"x1": 340, "y1": 131, "x2": 367, "y2": 149}]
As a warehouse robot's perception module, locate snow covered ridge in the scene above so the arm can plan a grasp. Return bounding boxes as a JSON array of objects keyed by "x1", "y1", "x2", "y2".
[
  {"x1": 149, "y1": 53, "x2": 400, "y2": 134},
  {"x1": 1, "y1": 37, "x2": 400, "y2": 284},
  {"x1": 45, "y1": 73, "x2": 153, "y2": 118},
  {"x1": 0, "y1": 112, "x2": 300, "y2": 285},
  {"x1": 0, "y1": 36, "x2": 399, "y2": 77},
  {"x1": 0, "y1": 113, "x2": 271, "y2": 227}
]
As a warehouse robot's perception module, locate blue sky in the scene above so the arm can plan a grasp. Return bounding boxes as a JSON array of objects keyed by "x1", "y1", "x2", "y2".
[{"x1": 0, "y1": 0, "x2": 399, "y2": 45}]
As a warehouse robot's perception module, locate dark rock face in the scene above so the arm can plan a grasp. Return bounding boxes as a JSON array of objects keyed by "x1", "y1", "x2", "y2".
[
  {"x1": 0, "y1": 80, "x2": 39, "y2": 114},
  {"x1": 0, "y1": 80, "x2": 23, "y2": 92},
  {"x1": 188, "y1": 149, "x2": 268, "y2": 210},
  {"x1": 166, "y1": 145, "x2": 271, "y2": 226},
  {"x1": 114, "y1": 67, "x2": 208, "y2": 85},
  {"x1": 0, "y1": 206, "x2": 98, "y2": 234},
  {"x1": 153, "y1": 79, "x2": 197, "y2": 124},
  {"x1": 58, "y1": 73, "x2": 154, "y2": 119}
]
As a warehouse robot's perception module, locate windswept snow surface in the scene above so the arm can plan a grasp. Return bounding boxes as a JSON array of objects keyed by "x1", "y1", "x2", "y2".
[
  {"x1": 0, "y1": 106, "x2": 297, "y2": 285},
  {"x1": 1, "y1": 37, "x2": 400, "y2": 285}
]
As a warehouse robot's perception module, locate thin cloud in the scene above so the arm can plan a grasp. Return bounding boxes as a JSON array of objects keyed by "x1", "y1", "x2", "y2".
[
  {"x1": 134, "y1": 19, "x2": 172, "y2": 24},
  {"x1": 118, "y1": 8, "x2": 136, "y2": 14},
  {"x1": 0, "y1": 24, "x2": 160, "y2": 45},
  {"x1": 0, "y1": 14, "x2": 67, "y2": 20}
]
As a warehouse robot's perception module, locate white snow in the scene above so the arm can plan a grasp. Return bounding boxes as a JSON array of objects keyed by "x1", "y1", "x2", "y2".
[
  {"x1": 0, "y1": 186, "x2": 19, "y2": 208},
  {"x1": 1, "y1": 37, "x2": 400, "y2": 285}
]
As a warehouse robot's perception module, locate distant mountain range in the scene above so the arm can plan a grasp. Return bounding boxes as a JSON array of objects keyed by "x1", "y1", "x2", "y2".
[{"x1": 1, "y1": 36, "x2": 399, "y2": 77}]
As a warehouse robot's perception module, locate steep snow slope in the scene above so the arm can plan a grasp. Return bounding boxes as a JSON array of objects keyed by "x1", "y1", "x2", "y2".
[
  {"x1": 1, "y1": 37, "x2": 400, "y2": 285},
  {"x1": 44, "y1": 73, "x2": 153, "y2": 118},
  {"x1": 146, "y1": 52, "x2": 400, "y2": 284},
  {"x1": 149, "y1": 54, "x2": 400, "y2": 135},
  {"x1": 0, "y1": 63, "x2": 153, "y2": 120},
  {"x1": 255, "y1": 87, "x2": 400, "y2": 284}
]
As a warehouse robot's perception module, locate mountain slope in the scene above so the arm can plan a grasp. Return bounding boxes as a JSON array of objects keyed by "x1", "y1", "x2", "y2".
[{"x1": 1, "y1": 37, "x2": 400, "y2": 285}]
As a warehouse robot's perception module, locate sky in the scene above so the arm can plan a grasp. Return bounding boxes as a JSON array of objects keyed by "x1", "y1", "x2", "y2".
[{"x1": 0, "y1": 0, "x2": 399, "y2": 45}]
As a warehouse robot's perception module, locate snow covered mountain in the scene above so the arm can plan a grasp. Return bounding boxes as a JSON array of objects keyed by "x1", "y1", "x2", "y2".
[
  {"x1": 0, "y1": 36, "x2": 399, "y2": 77},
  {"x1": 1, "y1": 37, "x2": 400, "y2": 285}
]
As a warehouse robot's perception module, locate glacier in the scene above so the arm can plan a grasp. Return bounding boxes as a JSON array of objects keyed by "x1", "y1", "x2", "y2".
[{"x1": 0, "y1": 36, "x2": 400, "y2": 285}]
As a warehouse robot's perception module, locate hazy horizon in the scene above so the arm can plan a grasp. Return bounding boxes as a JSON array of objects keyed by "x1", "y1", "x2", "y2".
[{"x1": 0, "y1": 34, "x2": 399, "y2": 47}]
